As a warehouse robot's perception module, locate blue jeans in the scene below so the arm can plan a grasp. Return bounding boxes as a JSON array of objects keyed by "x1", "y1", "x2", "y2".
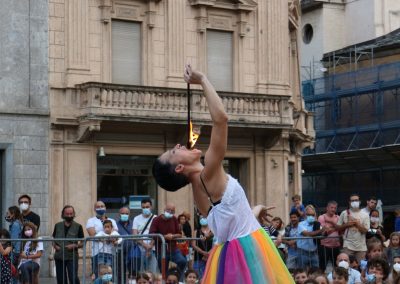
[
  {"x1": 298, "y1": 248, "x2": 319, "y2": 269},
  {"x1": 55, "y1": 258, "x2": 80, "y2": 284},
  {"x1": 92, "y1": 253, "x2": 113, "y2": 278},
  {"x1": 157, "y1": 248, "x2": 187, "y2": 281},
  {"x1": 19, "y1": 261, "x2": 40, "y2": 283},
  {"x1": 193, "y1": 260, "x2": 206, "y2": 279}
]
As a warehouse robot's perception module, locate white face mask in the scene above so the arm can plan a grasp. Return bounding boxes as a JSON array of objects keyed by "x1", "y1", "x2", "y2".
[
  {"x1": 338, "y1": 260, "x2": 349, "y2": 270},
  {"x1": 350, "y1": 201, "x2": 360, "y2": 209},
  {"x1": 393, "y1": 263, "x2": 400, "y2": 272},
  {"x1": 19, "y1": 203, "x2": 29, "y2": 211},
  {"x1": 370, "y1": 217, "x2": 380, "y2": 223}
]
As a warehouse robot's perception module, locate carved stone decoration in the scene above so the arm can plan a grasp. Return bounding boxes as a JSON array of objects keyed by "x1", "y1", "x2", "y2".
[
  {"x1": 77, "y1": 120, "x2": 102, "y2": 142},
  {"x1": 99, "y1": 0, "x2": 112, "y2": 24},
  {"x1": 189, "y1": 0, "x2": 257, "y2": 35},
  {"x1": 288, "y1": 0, "x2": 300, "y2": 31}
]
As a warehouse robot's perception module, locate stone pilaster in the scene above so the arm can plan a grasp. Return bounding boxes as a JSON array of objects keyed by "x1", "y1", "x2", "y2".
[{"x1": 166, "y1": 0, "x2": 185, "y2": 86}]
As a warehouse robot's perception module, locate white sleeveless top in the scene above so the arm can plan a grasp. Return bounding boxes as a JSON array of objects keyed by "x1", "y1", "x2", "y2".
[{"x1": 206, "y1": 175, "x2": 261, "y2": 243}]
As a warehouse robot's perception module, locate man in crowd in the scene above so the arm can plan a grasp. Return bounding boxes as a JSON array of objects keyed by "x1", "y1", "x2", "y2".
[
  {"x1": 361, "y1": 196, "x2": 381, "y2": 222},
  {"x1": 297, "y1": 205, "x2": 326, "y2": 270},
  {"x1": 318, "y1": 200, "x2": 341, "y2": 271},
  {"x1": 52, "y1": 205, "x2": 84, "y2": 284},
  {"x1": 132, "y1": 198, "x2": 157, "y2": 274},
  {"x1": 284, "y1": 211, "x2": 300, "y2": 269},
  {"x1": 86, "y1": 201, "x2": 118, "y2": 279},
  {"x1": 327, "y1": 252, "x2": 362, "y2": 284},
  {"x1": 336, "y1": 194, "x2": 369, "y2": 263},
  {"x1": 149, "y1": 203, "x2": 186, "y2": 280},
  {"x1": 18, "y1": 194, "x2": 41, "y2": 230},
  {"x1": 116, "y1": 206, "x2": 134, "y2": 282}
]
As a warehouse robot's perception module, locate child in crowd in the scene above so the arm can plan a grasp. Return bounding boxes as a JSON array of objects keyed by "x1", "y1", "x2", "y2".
[
  {"x1": 313, "y1": 274, "x2": 329, "y2": 284},
  {"x1": 349, "y1": 254, "x2": 360, "y2": 271},
  {"x1": 388, "y1": 255, "x2": 400, "y2": 283},
  {"x1": 94, "y1": 264, "x2": 113, "y2": 284},
  {"x1": 332, "y1": 267, "x2": 349, "y2": 284},
  {"x1": 294, "y1": 269, "x2": 308, "y2": 284},
  {"x1": 364, "y1": 257, "x2": 390, "y2": 284},
  {"x1": 386, "y1": 232, "x2": 400, "y2": 266},
  {"x1": 360, "y1": 237, "x2": 384, "y2": 272},
  {"x1": 290, "y1": 194, "x2": 306, "y2": 220},
  {"x1": 92, "y1": 220, "x2": 121, "y2": 278},
  {"x1": 0, "y1": 228, "x2": 13, "y2": 284},
  {"x1": 184, "y1": 269, "x2": 199, "y2": 284},
  {"x1": 366, "y1": 209, "x2": 385, "y2": 242},
  {"x1": 166, "y1": 268, "x2": 181, "y2": 284},
  {"x1": 153, "y1": 273, "x2": 163, "y2": 284},
  {"x1": 18, "y1": 222, "x2": 43, "y2": 284},
  {"x1": 136, "y1": 272, "x2": 151, "y2": 284}
]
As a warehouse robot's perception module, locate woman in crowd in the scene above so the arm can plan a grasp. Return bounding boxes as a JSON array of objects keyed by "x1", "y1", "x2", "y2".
[
  {"x1": 0, "y1": 228, "x2": 13, "y2": 284},
  {"x1": 388, "y1": 255, "x2": 400, "y2": 283},
  {"x1": 5, "y1": 206, "x2": 23, "y2": 269},
  {"x1": 184, "y1": 269, "x2": 199, "y2": 284},
  {"x1": 191, "y1": 215, "x2": 213, "y2": 279},
  {"x1": 152, "y1": 65, "x2": 293, "y2": 283},
  {"x1": 366, "y1": 209, "x2": 385, "y2": 242},
  {"x1": 18, "y1": 222, "x2": 43, "y2": 284}
]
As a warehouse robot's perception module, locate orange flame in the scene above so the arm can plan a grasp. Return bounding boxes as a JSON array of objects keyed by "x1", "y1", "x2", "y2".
[{"x1": 188, "y1": 121, "x2": 200, "y2": 149}]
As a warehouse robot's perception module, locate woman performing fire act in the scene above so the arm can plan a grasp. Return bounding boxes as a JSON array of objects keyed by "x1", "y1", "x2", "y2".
[{"x1": 152, "y1": 65, "x2": 294, "y2": 284}]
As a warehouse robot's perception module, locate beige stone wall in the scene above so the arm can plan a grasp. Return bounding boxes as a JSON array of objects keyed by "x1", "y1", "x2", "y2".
[{"x1": 49, "y1": 0, "x2": 313, "y2": 230}]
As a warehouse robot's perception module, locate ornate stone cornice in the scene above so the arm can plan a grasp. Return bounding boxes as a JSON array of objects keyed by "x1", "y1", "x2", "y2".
[{"x1": 189, "y1": 0, "x2": 257, "y2": 12}]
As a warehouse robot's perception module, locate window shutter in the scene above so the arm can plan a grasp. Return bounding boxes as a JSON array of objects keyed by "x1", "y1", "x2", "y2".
[
  {"x1": 112, "y1": 20, "x2": 141, "y2": 85},
  {"x1": 207, "y1": 30, "x2": 233, "y2": 91}
]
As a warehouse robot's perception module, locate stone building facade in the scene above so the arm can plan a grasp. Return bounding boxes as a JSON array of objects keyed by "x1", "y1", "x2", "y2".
[
  {"x1": 48, "y1": 0, "x2": 314, "y2": 229},
  {"x1": 0, "y1": 0, "x2": 49, "y2": 232}
]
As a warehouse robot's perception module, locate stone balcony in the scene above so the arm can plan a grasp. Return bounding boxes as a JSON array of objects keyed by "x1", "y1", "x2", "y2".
[{"x1": 52, "y1": 82, "x2": 295, "y2": 141}]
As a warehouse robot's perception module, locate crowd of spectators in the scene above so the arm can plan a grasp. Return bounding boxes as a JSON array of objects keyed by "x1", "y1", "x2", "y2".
[{"x1": 1, "y1": 193, "x2": 400, "y2": 283}]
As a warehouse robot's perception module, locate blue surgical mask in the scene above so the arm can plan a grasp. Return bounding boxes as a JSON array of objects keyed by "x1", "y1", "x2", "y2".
[
  {"x1": 306, "y1": 215, "x2": 315, "y2": 224},
  {"x1": 101, "y1": 273, "x2": 112, "y2": 282},
  {"x1": 199, "y1": 218, "x2": 208, "y2": 226},
  {"x1": 365, "y1": 272, "x2": 376, "y2": 283},
  {"x1": 142, "y1": 208, "x2": 151, "y2": 216},
  {"x1": 96, "y1": 209, "x2": 106, "y2": 216},
  {"x1": 164, "y1": 211, "x2": 173, "y2": 219},
  {"x1": 120, "y1": 214, "x2": 129, "y2": 222}
]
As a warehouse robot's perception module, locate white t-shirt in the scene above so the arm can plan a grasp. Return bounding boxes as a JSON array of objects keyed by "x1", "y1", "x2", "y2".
[
  {"x1": 19, "y1": 239, "x2": 44, "y2": 267},
  {"x1": 86, "y1": 217, "x2": 118, "y2": 234},
  {"x1": 207, "y1": 175, "x2": 260, "y2": 243},
  {"x1": 338, "y1": 209, "x2": 369, "y2": 251},
  {"x1": 93, "y1": 231, "x2": 122, "y2": 256},
  {"x1": 132, "y1": 214, "x2": 157, "y2": 249}
]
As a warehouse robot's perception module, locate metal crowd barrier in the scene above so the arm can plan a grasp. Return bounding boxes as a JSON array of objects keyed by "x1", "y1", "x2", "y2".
[{"x1": 0, "y1": 234, "x2": 345, "y2": 283}]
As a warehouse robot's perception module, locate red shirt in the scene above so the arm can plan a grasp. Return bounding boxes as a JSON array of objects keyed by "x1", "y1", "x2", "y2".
[
  {"x1": 318, "y1": 213, "x2": 341, "y2": 248},
  {"x1": 149, "y1": 215, "x2": 180, "y2": 252}
]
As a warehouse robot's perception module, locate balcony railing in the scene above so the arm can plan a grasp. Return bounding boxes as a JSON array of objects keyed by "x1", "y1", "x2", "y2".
[{"x1": 75, "y1": 82, "x2": 293, "y2": 128}]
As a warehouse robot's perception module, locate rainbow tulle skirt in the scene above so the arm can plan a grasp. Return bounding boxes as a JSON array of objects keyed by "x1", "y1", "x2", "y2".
[{"x1": 201, "y1": 228, "x2": 294, "y2": 284}]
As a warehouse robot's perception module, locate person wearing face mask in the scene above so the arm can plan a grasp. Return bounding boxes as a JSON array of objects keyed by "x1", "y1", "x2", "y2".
[
  {"x1": 364, "y1": 257, "x2": 390, "y2": 284},
  {"x1": 297, "y1": 205, "x2": 327, "y2": 270},
  {"x1": 18, "y1": 222, "x2": 43, "y2": 284},
  {"x1": 388, "y1": 255, "x2": 400, "y2": 283},
  {"x1": 336, "y1": 194, "x2": 370, "y2": 264},
  {"x1": 149, "y1": 203, "x2": 187, "y2": 281},
  {"x1": 52, "y1": 205, "x2": 84, "y2": 284},
  {"x1": 191, "y1": 215, "x2": 214, "y2": 279},
  {"x1": 366, "y1": 209, "x2": 385, "y2": 243},
  {"x1": 94, "y1": 264, "x2": 114, "y2": 284},
  {"x1": 5, "y1": 205, "x2": 23, "y2": 281},
  {"x1": 18, "y1": 194, "x2": 41, "y2": 231},
  {"x1": 132, "y1": 198, "x2": 158, "y2": 275},
  {"x1": 86, "y1": 201, "x2": 118, "y2": 280},
  {"x1": 327, "y1": 253, "x2": 362, "y2": 284},
  {"x1": 115, "y1": 206, "x2": 134, "y2": 282}
]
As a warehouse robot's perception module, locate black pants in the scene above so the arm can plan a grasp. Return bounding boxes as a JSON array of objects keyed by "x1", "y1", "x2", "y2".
[
  {"x1": 55, "y1": 258, "x2": 80, "y2": 284},
  {"x1": 318, "y1": 245, "x2": 340, "y2": 271}
]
